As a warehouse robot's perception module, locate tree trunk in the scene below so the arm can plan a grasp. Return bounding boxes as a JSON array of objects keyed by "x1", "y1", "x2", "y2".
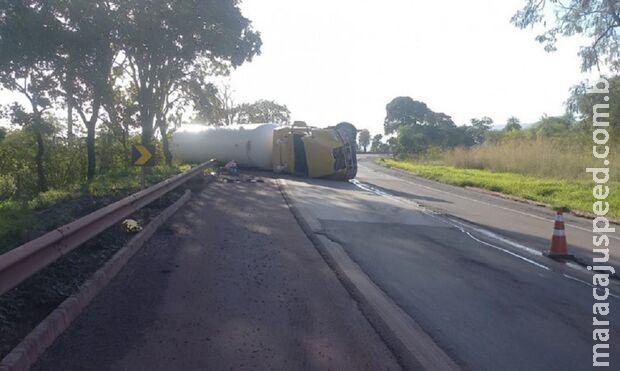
[
  {"x1": 123, "y1": 133, "x2": 131, "y2": 167},
  {"x1": 161, "y1": 129, "x2": 172, "y2": 166},
  {"x1": 33, "y1": 125, "x2": 48, "y2": 192},
  {"x1": 66, "y1": 74, "x2": 74, "y2": 140},
  {"x1": 141, "y1": 106, "x2": 154, "y2": 147},
  {"x1": 156, "y1": 115, "x2": 173, "y2": 166},
  {"x1": 82, "y1": 101, "x2": 101, "y2": 180},
  {"x1": 86, "y1": 124, "x2": 96, "y2": 179},
  {"x1": 67, "y1": 103, "x2": 73, "y2": 139},
  {"x1": 139, "y1": 81, "x2": 155, "y2": 147}
]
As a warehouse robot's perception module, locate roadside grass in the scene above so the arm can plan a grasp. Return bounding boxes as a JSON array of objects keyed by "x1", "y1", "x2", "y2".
[
  {"x1": 0, "y1": 164, "x2": 191, "y2": 253},
  {"x1": 85, "y1": 164, "x2": 190, "y2": 197},
  {"x1": 379, "y1": 158, "x2": 620, "y2": 219},
  {"x1": 443, "y1": 140, "x2": 620, "y2": 181}
]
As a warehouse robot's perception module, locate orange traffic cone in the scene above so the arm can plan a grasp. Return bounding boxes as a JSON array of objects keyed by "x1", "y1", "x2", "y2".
[{"x1": 546, "y1": 211, "x2": 572, "y2": 259}]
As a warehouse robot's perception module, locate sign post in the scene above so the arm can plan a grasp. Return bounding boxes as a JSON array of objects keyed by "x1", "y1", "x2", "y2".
[{"x1": 132, "y1": 144, "x2": 156, "y2": 190}]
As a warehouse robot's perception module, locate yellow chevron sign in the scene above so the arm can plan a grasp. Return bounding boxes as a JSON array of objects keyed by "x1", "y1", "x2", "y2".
[{"x1": 132, "y1": 144, "x2": 155, "y2": 166}]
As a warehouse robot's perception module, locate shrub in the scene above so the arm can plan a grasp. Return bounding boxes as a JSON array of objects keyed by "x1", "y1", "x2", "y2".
[
  {"x1": 27, "y1": 190, "x2": 74, "y2": 210},
  {"x1": 0, "y1": 175, "x2": 16, "y2": 201}
]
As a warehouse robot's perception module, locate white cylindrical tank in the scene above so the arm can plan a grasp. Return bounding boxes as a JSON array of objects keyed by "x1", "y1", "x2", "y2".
[{"x1": 171, "y1": 123, "x2": 276, "y2": 169}]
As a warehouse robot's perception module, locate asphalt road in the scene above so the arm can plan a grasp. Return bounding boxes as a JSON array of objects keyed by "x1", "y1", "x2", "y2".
[
  {"x1": 357, "y1": 155, "x2": 620, "y2": 269},
  {"x1": 32, "y1": 176, "x2": 399, "y2": 371},
  {"x1": 28, "y1": 157, "x2": 620, "y2": 370},
  {"x1": 282, "y1": 156, "x2": 620, "y2": 370}
]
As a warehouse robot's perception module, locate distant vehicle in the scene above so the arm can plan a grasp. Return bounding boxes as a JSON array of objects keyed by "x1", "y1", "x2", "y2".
[{"x1": 172, "y1": 121, "x2": 358, "y2": 180}]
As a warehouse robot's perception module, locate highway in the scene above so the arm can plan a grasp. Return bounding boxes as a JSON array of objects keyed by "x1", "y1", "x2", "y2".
[
  {"x1": 30, "y1": 156, "x2": 620, "y2": 370},
  {"x1": 282, "y1": 155, "x2": 620, "y2": 370},
  {"x1": 355, "y1": 155, "x2": 620, "y2": 269}
]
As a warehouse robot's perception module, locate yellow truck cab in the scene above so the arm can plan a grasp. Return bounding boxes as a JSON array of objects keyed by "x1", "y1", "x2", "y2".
[{"x1": 272, "y1": 121, "x2": 357, "y2": 180}]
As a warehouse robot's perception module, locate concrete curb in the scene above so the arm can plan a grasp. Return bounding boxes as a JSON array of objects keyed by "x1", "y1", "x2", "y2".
[
  {"x1": 276, "y1": 178, "x2": 461, "y2": 371},
  {"x1": 0, "y1": 190, "x2": 193, "y2": 371}
]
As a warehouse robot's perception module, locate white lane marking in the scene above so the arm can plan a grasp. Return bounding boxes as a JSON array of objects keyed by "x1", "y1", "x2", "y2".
[
  {"x1": 351, "y1": 178, "x2": 551, "y2": 271},
  {"x1": 352, "y1": 176, "x2": 620, "y2": 292},
  {"x1": 563, "y1": 274, "x2": 620, "y2": 300},
  {"x1": 565, "y1": 261, "x2": 589, "y2": 273},
  {"x1": 438, "y1": 216, "x2": 551, "y2": 271},
  {"x1": 446, "y1": 218, "x2": 543, "y2": 257},
  {"x1": 360, "y1": 164, "x2": 620, "y2": 241},
  {"x1": 350, "y1": 179, "x2": 393, "y2": 198}
]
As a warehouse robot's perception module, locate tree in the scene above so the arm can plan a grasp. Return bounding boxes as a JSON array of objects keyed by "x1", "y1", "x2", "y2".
[
  {"x1": 533, "y1": 115, "x2": 573, "y2": 139},
  {"x1": 101, "y1": 68, "x2": 140, "y2": 166},
  {"x1": 386, "y1": 137, "x2": 397, "y2": 154},
  {"x1": 512, "y1": 0, "x2": 620, "y2": 72},
  {"x1": 504, "y1": 116, "x2": 522, "y2": 131},
  {"x1": 470, "y1": 116, "x2": 494, "y2": 130},
  {"x1": 118, "y1": 0, "x2": 262, "y2": 148},
  {"x1": 384, "y1": 96, "x2": 474, "y2": 154},
  {"x1": 396, "y1": 125, "x2": 428, "y2": 155},
  {"x1": 61, "y1": 0, "x2": 117, "y2": 179},
  {"x1": 468, "y1": 116, "x2": 494, "y2": 144},
  {"x1": 0, "y1": 70, "x2": 58, "y2": 194},
  {"x1": 0, "y1": 127, "x2": 6, "y2": 142},
  {"x1": 7, "y1": 102, "x2": 55, "y2": 192},
  {"x1": 371, "y1": 134, "x2": 383, "y2": 152},
  {"x1": 0, "y1": 0, "x2": 67, "y2": 192},
  {"x1": 1, "y1": 0, "x2": 118, "y2": 180},
  {"x1": 358, "y1": 129, "x2": 370, "y2": 152},
  {"x1": 187, "y1": 80, "x2": 223, "y2": 125},
  {"x1": 384, "y1": 97, "x2": 435, "y2": 135},
  {"x1": 217, "y1": 82, "x2": 239, "y2": 126},
  {"x1": 567, "y1": 76, "x2": 620, "y2": 141},
  {"x1": 156, "y1": 92, "x2": 180, "y2": 165},
  {"x1": 237, "y1": 100, "x2": 291, "y2": 125}
]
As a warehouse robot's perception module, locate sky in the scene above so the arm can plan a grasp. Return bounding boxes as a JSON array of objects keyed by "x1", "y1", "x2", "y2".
[
  {"x1": 0, "y1": 0, "x2": 604, "y2": 134},
  {"x1": 226, "y1": 0, "x2": 601, "y2": 134}
]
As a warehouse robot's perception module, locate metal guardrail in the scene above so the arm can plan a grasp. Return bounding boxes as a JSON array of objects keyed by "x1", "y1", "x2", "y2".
[{"x1": 0, "y1": 159, "x2": 217, "y2": 296}]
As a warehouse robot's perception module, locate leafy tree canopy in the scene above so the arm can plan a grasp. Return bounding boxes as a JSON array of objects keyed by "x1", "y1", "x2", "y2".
[
  {"x1": 504, "y1": 116, "x2": 522, "y2": 131},
  {"x1": 371, "y1": 134, "x2": 383, "y2": 152},
  {"x1": 385, "y1": 96, "x2": 478, "y2": 155},
  {"x1": 567, "y1": 75, "x2": 620, "y2": 140},
  {"x1": 237, "y1": 99, "x2": 291, "y2": 125},
  {"x1": 0, "y1": 0, "x2": 66, "y2": 70},
  {"x1": 384, "y1": 97, "x2": 446, "y2": 135},
  {"x1": 117, "y1": 0, "x2": 262, "y2": 144},
  {"x1": 467, "y1": 116, "x2": 494, "y2": 145},
  {"x1": 533, "y1": 115, "x2": 574, "y2": 139},
  {"x1": 358, "y1": 129, "x2": 370, "y2": 152},
  {"x1": 512, "y1": 0, "x2": 620, "y2": 72}
]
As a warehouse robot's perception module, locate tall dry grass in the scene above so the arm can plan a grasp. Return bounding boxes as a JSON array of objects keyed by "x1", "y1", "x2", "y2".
[{"x1": 443, "y1": 139, "x2": 620, "y2": 181}]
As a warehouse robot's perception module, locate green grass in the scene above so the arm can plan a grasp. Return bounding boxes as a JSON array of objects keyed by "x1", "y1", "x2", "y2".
[
  {"x1": 84, "y1": 165, "x2": 190, "y2": 197},
  {"x1": 0, "y1": 164, "x2": 191, "y2": 253},
  {"x1": 379, "y1": 158, "x2": 620, "y2": 219}
]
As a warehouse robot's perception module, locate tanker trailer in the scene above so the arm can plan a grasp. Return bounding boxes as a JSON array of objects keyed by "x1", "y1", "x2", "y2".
[
  {"x1": 171, "y1": 123, "x2": 275, "y2": 169},
  {"x1": 171, "y1": 122, "x2": 357, "y2": 180}
]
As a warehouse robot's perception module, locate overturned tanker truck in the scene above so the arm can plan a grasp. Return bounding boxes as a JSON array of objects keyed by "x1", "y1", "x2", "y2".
[{"x1": 171, "y1": 121, "x2": 358, "y2": 180}]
